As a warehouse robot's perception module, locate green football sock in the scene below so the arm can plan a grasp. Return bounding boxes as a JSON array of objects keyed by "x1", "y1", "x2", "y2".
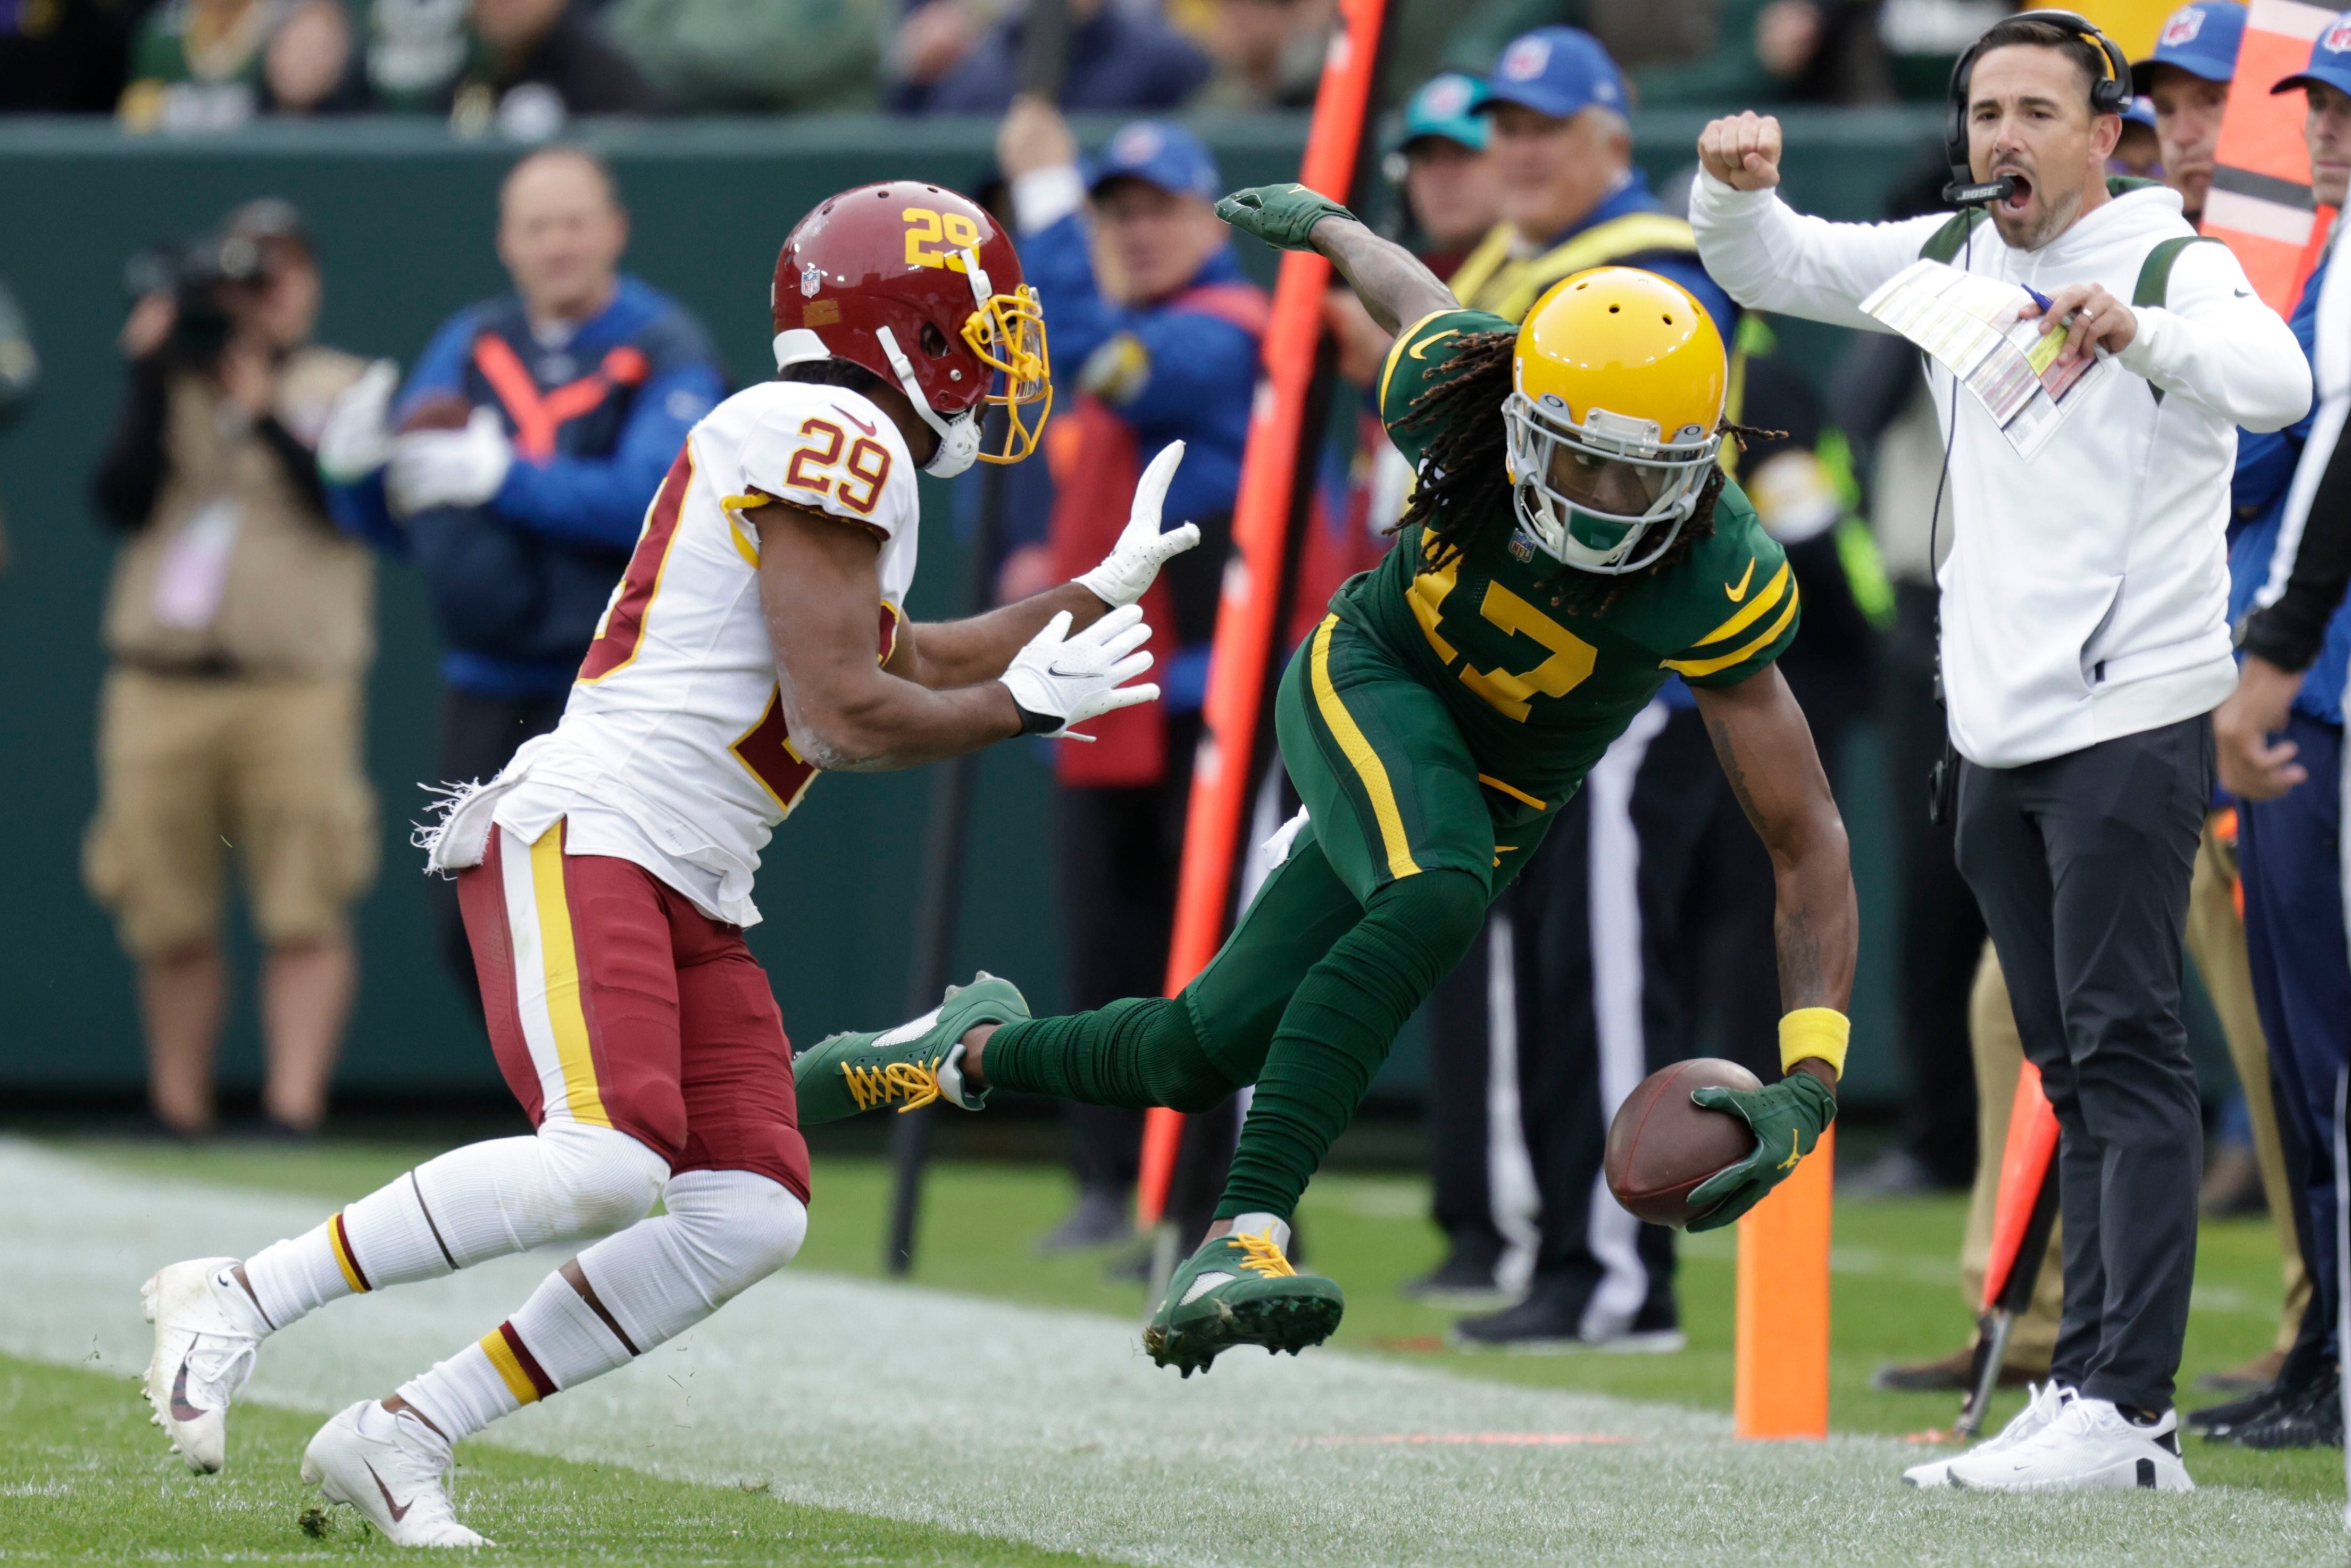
[
  {"x1": 980, "y1": 996, "x2": 1241, "y2": 1113},
  {"x1": 1215, "y1": 868, "x2": 1487, "y2": 1223}
]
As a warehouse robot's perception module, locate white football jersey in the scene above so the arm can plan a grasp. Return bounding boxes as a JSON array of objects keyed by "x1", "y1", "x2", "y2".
[{"x1": 423, "y1": 380, "x2": 920, "y2": 927}]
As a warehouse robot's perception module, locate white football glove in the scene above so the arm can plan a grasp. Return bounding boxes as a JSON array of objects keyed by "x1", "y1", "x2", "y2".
[
  {"x1": 1074, "y1": 440, "x2": 1200, "y2": 607},
  {"x1": 999, "y1": 603, "x2": 1158, "y2": 740},
  {"x1": 316, "y1": 359, "x2": 399, "y2": 486},
  {"x1": 387, "y1": 406, "x2": 514, "y2": 516}
]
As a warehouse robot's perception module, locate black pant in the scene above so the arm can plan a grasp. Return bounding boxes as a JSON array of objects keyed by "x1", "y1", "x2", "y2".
[
  {"x1": 1425, "y1": 703, "x2": 1704, "y2": 1324},
  {"x1": 1886, "y1": 583, "x2": 1985, "y2": 1185},
  {"x1": 1053, "y1": 714, "x2": 1200, "y2": 1196},
  {"x1": 433, "y1": 686, "x2": 569, "y2": 1019},
  {"x1": 1955, "y1": 715, "x2": 2210, "y2": 1412}
]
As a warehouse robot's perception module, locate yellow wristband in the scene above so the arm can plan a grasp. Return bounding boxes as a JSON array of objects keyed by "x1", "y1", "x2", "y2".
[{"x1": 1779, "y1": 1007, "x2": 1850, "y2": 1078}]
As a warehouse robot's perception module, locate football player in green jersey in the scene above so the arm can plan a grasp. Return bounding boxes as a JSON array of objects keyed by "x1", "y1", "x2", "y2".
[{"x1": 794, "y1": 183, "x2": 1858, "y2": 1377}]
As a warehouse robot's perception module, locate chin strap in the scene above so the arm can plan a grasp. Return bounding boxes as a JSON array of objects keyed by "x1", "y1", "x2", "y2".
[{"x1": 874, "y1": 323, "x2": 981, "y2": 479}]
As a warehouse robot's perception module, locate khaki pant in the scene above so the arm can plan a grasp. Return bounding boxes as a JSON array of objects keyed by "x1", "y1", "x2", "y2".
[
  {"x1": 84, "y1": 668, "x2": 378, "y2": 956},
  {"x1": 1962, "y1": 816, "x2": 2307, "y2": 1366}
]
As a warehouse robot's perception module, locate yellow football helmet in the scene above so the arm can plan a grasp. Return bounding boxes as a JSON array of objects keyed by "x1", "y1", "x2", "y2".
[{"x1": 1503, "y1": 267, "x2": 1728, "y2": 574}]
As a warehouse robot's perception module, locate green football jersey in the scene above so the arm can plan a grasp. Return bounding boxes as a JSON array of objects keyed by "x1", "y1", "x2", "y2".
[{"x1": 1329, "y1": 308, "x2": 1800, "y2": 812}]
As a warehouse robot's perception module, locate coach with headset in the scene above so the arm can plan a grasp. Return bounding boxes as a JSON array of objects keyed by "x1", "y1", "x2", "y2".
[{"x1": 1693, "y1": 11, "x2": 2307, "y2": 1490}]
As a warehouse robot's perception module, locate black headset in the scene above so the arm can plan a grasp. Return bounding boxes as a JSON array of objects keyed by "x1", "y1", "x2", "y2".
[{"x1": 1944, "y1": 9, "x2": 2133, "y2": 200}]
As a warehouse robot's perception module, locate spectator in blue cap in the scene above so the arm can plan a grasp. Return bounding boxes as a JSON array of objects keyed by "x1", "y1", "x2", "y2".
[
  {"x1": 1447, "y1": 26, "x2": 1736, "y2": 330},
  {"x1": 1387, "y1": 70, "x2": 1503, "y2": 272},
  {"x1": 2114, "y1": 95, "x2": 2163, "y2": 178},
  {"x1": 2133, "y1": 1, "x2": 2247, "y2": 223},
  {"x1": 994, "y1": 98, "x2": 1268, "y2": 1250},
  {"x1": 2199, "y1": 9, "x2": 2351, "y2": 1449}
]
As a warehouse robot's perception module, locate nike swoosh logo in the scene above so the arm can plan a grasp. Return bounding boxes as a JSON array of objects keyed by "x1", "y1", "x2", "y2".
[
  {"x1": 2233, "y1": 289, "x2": 2253, "y2": 298},
  {"x1": 1046, "y1": 659, "x2": 1094, "y2": 679},
  {"x1": 835, "y1": 406, "x2": 879, "y2": 437},
  {"x1": 1725, "y1": 556, "x2": 1756, "y2": 602},
  {"x1": 170, "y1": 1354, "x2": 204, "y2": 1422},
  {"x1": 1408, "y1": 330, "x2": 1461, "y2": 361},
  {"x1": 366, "y1": 1461, "x2": 414, "y2": 1522}
]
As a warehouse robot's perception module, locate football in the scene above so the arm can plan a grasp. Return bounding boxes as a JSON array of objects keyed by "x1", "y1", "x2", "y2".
[
  {"x1": 1604, "y1": 1057, "x2": 1762, "y2": 1229},
  {"x1": 398, "y1": 392, "x2": 474, "y2": 432}
]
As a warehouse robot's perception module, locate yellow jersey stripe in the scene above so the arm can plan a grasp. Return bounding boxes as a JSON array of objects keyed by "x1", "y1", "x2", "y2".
[
  {"x1": 1690, "y1": 561, "x2": 1791, "y2": 648},
  {"x1": 1663, "y1": 583, "x2": 1801, "y2": 678},
  {"x1": 1477, "y1": 773, "x2": 1546, "y2": 810},
  {"x1": 528, "y1": 826, "x2": 613, "y2": 1129},
  {"x1": 1310, "y1": 616, "x2": 1421, "y2": 880},
  {"x1": 478, "y1": 1329, "x2": 543, "y2": 1406},
  {"x1": 1377, "y1": 309, "x2": 1456, "y2": 413}
]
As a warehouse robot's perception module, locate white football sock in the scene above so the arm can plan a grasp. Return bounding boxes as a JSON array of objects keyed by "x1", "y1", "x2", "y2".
[
  {"x1": 388, "y1": 1171, "x2": 801, "y2": 1447},
  {"x1": 241, "y1": 1121, "x2": 668, "y2": 1330},
  {"x1": 576, "y1": 1169, "x2": 807, "y2": 1350},
  {"x1": 395, "y1": 1337, "x2": 523, "y2": 1446}
]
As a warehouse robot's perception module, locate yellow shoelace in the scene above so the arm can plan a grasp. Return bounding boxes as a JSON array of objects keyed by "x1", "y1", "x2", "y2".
[
  {"x1": 1230, "y1": 1232, "x2": 1295, "y2": 1279},
  {"x1": 841, "y1": 1058, "x2": 944, "y2": 1113}
]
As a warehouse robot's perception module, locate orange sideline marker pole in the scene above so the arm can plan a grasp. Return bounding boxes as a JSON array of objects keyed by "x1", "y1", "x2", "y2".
[
  {"x1": 1734, "y1": 1125, "x2": 1832, "y2": 1440},
  {"x1": 1135, "y1": 0, "x2": 1390, "y2": 1229}
]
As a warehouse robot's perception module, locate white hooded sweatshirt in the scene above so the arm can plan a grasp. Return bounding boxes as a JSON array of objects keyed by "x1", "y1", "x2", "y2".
[{"x1": 1691, "y1": 174, "x2": 2310, "y2": 768}]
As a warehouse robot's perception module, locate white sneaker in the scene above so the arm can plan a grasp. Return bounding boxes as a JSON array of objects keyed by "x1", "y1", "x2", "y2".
[
  {"x1": 301, "y1": 1400, "x2": 489, "y2": 1548},
  {"x1": 1902, "y1": 1382, "x2": 2071, "y2": 1488},
  {"x1": 1946, "y1": 1396, "x2": 2194, "y2": 1492},
  {"x1": 141, "y1": 1258, "x2": 267, "y2": 1473}
]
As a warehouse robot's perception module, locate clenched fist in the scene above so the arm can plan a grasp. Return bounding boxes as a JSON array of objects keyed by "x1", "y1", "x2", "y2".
[{"x1": 1697, "y1": 112, "x2": 1783, "y2": 191}]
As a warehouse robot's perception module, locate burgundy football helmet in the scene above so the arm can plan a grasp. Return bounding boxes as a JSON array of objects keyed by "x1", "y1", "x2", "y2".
[{"x1": 770, "y1": 183, "x2": 1050, "y2": 477}]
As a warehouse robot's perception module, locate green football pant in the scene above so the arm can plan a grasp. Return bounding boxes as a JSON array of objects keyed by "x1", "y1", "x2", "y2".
[{"x1": 985, "y1": 614, "x2": 1556, "y2": 1222}]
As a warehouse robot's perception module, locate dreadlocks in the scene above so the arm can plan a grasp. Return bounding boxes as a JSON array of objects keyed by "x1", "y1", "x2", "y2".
[{"x1": 1388, "y1": 329, "x2": 1777, "y2": 613}]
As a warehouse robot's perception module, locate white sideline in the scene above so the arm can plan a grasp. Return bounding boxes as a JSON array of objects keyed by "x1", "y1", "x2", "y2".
[{"x1": 1, "y1": 1138, "x2": 2340, "y2": 1567}]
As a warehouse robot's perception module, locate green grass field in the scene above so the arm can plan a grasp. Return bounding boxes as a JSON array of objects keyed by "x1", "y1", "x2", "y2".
[{"x1": 4, "y1": 1135, "x2": 2345, "y2": 1563}]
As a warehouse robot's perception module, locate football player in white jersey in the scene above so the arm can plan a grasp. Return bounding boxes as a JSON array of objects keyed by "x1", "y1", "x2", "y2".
[{"x1": 137, "y1": 184, "x2": 1203, "y2": 1546}]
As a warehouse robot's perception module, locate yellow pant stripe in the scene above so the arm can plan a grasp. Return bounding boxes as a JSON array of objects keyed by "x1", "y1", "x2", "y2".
[
  {"x1": 1662, "y1": 583, "x2": 1801, "y2": 679},
  {"x1": 1689, "y1": 560, "x2": 1791, "y2": 648},
  {"x1": 528, "y1": 825, "x2": 613, "y2": 1129},
  {"x1": 327, "y1": 1213, "x2": 369, "y2": 1294},
  {"x1": 478, "y1": 1330, "x2": 543, "y2": 1406},
  {"x1": 1310, "y1": 615, "x2": 1421, "y2": 880}
]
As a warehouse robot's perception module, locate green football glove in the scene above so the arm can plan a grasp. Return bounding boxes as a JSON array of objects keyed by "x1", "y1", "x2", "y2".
[
  {"x1": 1683, "y1": 1073, "x2": 1838, "y2": 1233},
  {"x1": 1215, "y1": 184, "x2": 1360, "y2": 252}
]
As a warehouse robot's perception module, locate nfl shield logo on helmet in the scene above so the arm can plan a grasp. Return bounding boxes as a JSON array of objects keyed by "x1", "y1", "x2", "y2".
[
  {"x1": 1500, "y1": 37, "x2": 1550, "y2": 80},
  {"x1": 1509, "y1": 529, "x2": 1537, "y2": 562},
  {"x1": 2328, "y1": 18, "x2": 2351, "y2": 51},
  {"x1": 800, "y1": 262, "x2": 823, "y2": 298},
  {"x1": 2159, "y1": 6, "x2": 2204, "y2": 47}
]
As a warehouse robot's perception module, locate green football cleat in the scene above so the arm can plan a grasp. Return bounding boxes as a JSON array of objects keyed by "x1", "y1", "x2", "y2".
[
  {"x1": 1143, "y1": 1219, "x2": 1345, "y2": 1377},
  {"x1": 792, "y1": 972, "x2": 1029, "y2": 1124}
]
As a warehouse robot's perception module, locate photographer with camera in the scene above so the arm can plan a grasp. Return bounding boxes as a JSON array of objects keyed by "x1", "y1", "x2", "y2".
[{"x1": 87, "y1": 197, "x2": 379, "y2": 1141}]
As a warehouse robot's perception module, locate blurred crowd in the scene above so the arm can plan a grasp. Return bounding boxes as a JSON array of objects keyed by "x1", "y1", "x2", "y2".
[{"x1": 1, "y1": 0, "x2": 2041, "y2": 135}]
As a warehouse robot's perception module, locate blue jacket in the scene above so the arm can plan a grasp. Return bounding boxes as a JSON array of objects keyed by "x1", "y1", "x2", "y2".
[
  {"x1": 2228, "y1": 249, "x2": 2351, "y2": 726},
  {"x1": 1022, "y1": 216, "x2": 1262, "y2": 712},
  {"x1": 891, "y1": 9, "x2": 1208, "y2": 115},
  {"x1": 328, "y1": 276, "x2": 724, "y2": 698}
]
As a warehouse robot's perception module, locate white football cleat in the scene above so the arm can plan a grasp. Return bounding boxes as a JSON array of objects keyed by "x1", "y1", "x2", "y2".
[
  {"x1": 1902, "y1": 1381, "x2": 2073, "y2": 1488},
  {"x1": 1946, "y1": 1395, "x2": 2194, "y2": 1492},
  {"x1": 301, "y1": 1400, "x2": 488, "y2": 1548},
  {"x1": 141, "y1": 1257, "x2": 266, "y2": 1473}
]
